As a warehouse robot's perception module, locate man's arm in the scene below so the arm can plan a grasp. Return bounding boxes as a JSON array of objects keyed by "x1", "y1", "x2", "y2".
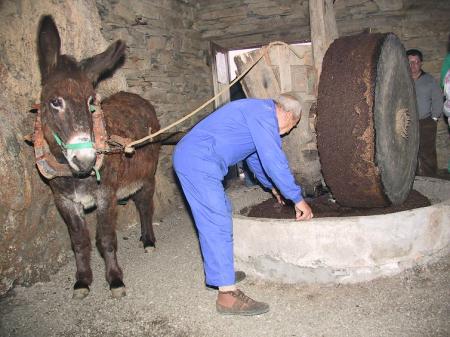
[
  {"x1": 245, "y1": 152, "x2": 273, "y2": 189},
  {"x1": 244, "y1": 111, "x2": 302, "y2": 203},
  {"x1": 431, "y1": 77, "x2": 444, "y2": 119}
]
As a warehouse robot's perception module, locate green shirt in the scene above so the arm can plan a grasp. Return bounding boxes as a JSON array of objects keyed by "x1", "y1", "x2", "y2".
[{"x1": 440, "y1": 53, "x2": 450, "y2": 89}]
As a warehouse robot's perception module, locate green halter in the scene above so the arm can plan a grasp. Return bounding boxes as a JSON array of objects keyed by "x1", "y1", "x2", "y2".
[
  {"x1": 52, "y1": 132, "x2": 94, "y2": 150},
  {"x1": 52, "y1": 132, "x2": 101, "y2": 181}
]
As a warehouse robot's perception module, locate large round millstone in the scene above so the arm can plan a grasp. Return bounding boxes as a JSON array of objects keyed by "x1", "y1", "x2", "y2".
[{"x1": 316, "y1": 33, "x2": 418, "y2": 208}]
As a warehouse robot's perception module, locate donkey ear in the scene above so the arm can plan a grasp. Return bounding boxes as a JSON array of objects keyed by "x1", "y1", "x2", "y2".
[
  {"x1": 80, "y1": 40, "x2": 126, "y2": 84},
  {"x1": 37, "y1": 15, "x2": 61, "y2": 84}
]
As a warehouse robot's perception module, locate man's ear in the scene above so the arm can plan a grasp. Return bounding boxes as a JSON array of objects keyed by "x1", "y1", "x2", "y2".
[{"x1": 285, "y1": 110, "x2": 294, "y2": 121}]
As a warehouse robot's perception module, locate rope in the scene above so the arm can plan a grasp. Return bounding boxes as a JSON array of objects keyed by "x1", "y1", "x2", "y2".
[{"x1": 124, "y1": 41, "x2": 303, "y2": 153}]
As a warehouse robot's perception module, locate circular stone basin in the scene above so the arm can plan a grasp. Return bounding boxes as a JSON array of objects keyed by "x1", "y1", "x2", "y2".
[{"x1": 229, "y1": 177, "x2": 450, "y2": 284}]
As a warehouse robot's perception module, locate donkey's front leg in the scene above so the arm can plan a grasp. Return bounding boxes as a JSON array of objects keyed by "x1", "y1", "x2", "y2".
[
  {"x1": 53, "y1": 195, "x2": 92, "y2": 299},
  {"x1": 95, "y1": 194, "x2": 125, "y2": 298}
]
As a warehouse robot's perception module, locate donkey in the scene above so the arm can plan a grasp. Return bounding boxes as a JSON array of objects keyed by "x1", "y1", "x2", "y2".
[{"x1": 35, "y1": 15, "x2": 161, "y2": 299}]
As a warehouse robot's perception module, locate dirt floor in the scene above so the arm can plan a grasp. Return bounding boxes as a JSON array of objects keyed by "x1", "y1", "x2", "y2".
[{"x1": 1, "y1": 188, "x2": 449, "y2": 337}]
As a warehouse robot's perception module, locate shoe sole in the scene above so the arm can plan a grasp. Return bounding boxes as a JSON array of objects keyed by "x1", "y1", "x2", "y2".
[{"x1": 216, "y1": 306, "x2": 270, "y2": 316}]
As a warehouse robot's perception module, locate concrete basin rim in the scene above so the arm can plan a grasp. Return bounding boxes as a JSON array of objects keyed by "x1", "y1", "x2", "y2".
[{"x1": 232, "y1": 177, "x2": 450, "y2": 222}]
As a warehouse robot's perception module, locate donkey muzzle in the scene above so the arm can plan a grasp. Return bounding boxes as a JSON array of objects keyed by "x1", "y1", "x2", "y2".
[{"x1": 66, "y1": 134, "x2": 97, "y2": 174}]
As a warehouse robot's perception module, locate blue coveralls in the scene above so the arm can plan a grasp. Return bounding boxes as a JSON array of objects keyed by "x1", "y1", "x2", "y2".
[{"x1": 173, "y1": 98, "x2": 303, "y2": 286}]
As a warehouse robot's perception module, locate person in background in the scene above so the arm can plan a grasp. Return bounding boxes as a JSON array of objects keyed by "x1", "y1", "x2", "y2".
[
  {"x1": 443, "y1": 69, "x2": 450, "y2": 173},
  {"x1": 441, "y1": 34, "x2": 450, "y2": 126},
  {"x1": 407, "y1": 49, "x2": 443, "y2": 176},
  {"x1": 444, "y1": 70, "x2": 450, "y2": 124},
  {"x1": 173, "y1": 93, "x2": 313, "y2": 316},
  {"x1": 440, "y1": 34, "x2": 450, "y2": 89}
]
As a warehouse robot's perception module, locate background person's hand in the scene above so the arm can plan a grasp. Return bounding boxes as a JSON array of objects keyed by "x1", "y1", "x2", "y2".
[
  {"x1": 294, "y1": 199, "x2": 313, "y2": 220},
  {"x1": 271, "y1": 188, "x2": 285, "y2": 205}
]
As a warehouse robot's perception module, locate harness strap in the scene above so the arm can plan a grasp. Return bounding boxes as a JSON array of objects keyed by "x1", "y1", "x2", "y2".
[{"x1": 33, "y1": 113, "x2": 72, "y2": 179}]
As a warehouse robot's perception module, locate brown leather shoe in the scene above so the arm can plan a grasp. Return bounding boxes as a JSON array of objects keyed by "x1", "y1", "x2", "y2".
[{"x1": 216, "y1": 289, "x2": 270, "y2": 316}]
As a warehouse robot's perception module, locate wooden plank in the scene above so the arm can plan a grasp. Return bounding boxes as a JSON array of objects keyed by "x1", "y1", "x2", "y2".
[
  {"x1": 309, "y1": 0, "x2": 339, "y2": 94},
  {"x1": 234, "y1": 42, "x2": 322, "y2": 194},
  {"x1": 235, "y1": 44, "x2": 316, "y2": 99},
  {"x1": 268, "y1": 44, "x2": 311, "y2": 66},
  {"x1": 234, "y1": 50, "x2": 280, "y2": 98},
  {"x1": 278, "y1": 45, "x2": 293, "y2": 93}
]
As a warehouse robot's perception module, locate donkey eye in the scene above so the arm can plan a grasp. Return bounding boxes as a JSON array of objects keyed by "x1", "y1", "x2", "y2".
[{"x1": 50, "y1": 97, "x2": 64, "y2": 110}]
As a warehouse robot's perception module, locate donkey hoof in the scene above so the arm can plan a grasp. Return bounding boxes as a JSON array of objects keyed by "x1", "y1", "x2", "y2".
[
  {"x1": 73, "y1": 281, "x2": 90, "y2": 300},
  {"x1": 73, "y1": 287, "x2": 90, "y2": 299},
  {"x1": 110, "y1": 280, "x2": 126, "y2": 299},
  {"x1": 111, "y1": 286, "x2": 126, "y2": 298},
  {"x1": 144, "y1": 245, "x2": 155, "y2": 253},
  {"x1": 140, "y1": 236, "x2": 155, "y2": 253}
]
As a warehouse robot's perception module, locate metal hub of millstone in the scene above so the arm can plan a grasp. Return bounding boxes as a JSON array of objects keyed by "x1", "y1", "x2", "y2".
[{"x1": 316, "y1": 33, "x2": 418, "y2": 208}]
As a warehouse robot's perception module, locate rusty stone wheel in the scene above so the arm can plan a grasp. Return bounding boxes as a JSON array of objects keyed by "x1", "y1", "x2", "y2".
[{"x1": 316, "y1": 33, "x2": 419, "y2": 208}]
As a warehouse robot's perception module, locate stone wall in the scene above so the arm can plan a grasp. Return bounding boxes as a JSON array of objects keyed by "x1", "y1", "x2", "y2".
[
  {"x1": 196, "y1": 0, "x2": 450, "y2": 78},
  {"x1": 95, "y1": 0, "x2": 213, "y2": 214}
]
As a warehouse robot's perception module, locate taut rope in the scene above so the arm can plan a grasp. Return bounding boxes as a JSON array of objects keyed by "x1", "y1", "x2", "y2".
[{"x1": 123, "y1": 41, "x2": 304, "y2": 153}]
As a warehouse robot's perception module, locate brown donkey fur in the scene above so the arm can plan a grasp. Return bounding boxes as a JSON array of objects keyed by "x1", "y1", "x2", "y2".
[{"x1": 37, "y1": 15, "x2": 160, "y2": 298}]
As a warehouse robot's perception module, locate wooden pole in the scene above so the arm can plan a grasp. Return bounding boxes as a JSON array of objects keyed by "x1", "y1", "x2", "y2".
[{"x1": 309, "y1": 0, "x2": 339, "y2": 94}]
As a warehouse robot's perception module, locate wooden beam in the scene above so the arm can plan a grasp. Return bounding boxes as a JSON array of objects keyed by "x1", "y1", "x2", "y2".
[{"x1": 309, "y1": 0, "x2": 339, "y2": 94}]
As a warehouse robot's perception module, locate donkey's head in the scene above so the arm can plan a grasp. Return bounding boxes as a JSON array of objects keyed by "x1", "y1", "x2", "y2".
[{"x1": 37, "y1": 15, "x2": 126, "y2": 175}]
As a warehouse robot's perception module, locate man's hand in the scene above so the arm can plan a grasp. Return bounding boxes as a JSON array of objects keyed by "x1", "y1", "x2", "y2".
[
  {"x1": 271, "y1": 188, "x2": 285, "y2": 205},
  {"x1": 294, "y1": 199, "x2": 313, "y2": 221}
]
